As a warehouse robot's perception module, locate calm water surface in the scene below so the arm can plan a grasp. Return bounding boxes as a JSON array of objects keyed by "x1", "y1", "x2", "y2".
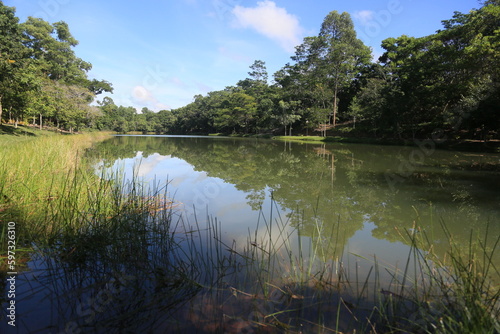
[
  {"x1": 97, "y1": 135, "x2": 500, "y2": 259},
  {"x1": 3, "y1": 135, "x2": 499, "y2": 333}
]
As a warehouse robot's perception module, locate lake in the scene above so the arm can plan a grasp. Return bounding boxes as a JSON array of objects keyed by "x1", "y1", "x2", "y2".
[
  {"x1": 3, "y1": 135, "x2": 499, "y2": 333},
  {"x1": 96, "y1": 135, "x2": 500, "y2": 261}
]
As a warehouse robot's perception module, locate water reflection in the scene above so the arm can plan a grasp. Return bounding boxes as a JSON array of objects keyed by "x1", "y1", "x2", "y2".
[{"x1": 92, "y1": 135, "x2": 500, "y2": 259}]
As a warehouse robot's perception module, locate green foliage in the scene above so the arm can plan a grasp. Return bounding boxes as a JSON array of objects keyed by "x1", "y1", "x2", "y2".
[
  {"x1": 160, "y1": 3, "x2": 499, "y2": 141},
  {"x1": 247, "y1": 59, "x2": 268, "y2": 84},
  {"x1": 0, "y1": 2, "x2": 112, "y2": 131},
  {"x1": 2, "y1": 1, "x2": 498, "y2": 140},
  {"x1": 21, "y1": 17, "x2": 90, "y2": 82},
  {"x1": 353, "y1": 2, "x2": 500, "y2": 139},
  {"x1": 0, "y1": 2, "x2": 29, "y2": 125}
]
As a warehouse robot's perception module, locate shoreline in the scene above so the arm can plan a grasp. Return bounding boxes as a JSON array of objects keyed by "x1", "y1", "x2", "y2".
[{"x1": 205, "y1": 132, "x2": 500, "y2": 153}]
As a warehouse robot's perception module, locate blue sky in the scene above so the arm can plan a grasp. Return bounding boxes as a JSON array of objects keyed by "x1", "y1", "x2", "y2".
[{"x1": 6, "y1": 0, "x2": 481, "y2": 111}]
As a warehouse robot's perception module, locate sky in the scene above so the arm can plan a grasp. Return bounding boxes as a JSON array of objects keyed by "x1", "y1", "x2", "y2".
[{"x1": 6, "y1": 0, "x2": 482, "y2": 111}]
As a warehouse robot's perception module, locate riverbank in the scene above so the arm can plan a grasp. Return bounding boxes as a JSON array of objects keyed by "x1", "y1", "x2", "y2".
[
  {"x1": 108, "y1": 126, "x2": 500, "y2": 153},
  {"x1": 272, "y1": 135, "x2": 500, "y2": 153},
  {"x1": 0, "y1": 129, "x2": 112, "y2": 241},
  {"x1": 206, "y1": 130, "x2": 500, "y2": 153},
  {"x1": 0, "y1": 123, "x2": 56, "y2": 140}
]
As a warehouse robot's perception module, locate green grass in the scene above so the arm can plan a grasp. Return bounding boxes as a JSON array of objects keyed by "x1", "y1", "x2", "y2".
[
  {"x1": 408, "y1": 221, "x2": 500, "y2": 333},
  {"x1": 0, "y1": 131, "x2": 113, "y2": 242},
  {"x1": 0, "y1": 124, "x2": 58, "y2": 144},
  {"x1": 272, "y1": 135, "x2": 327, "y2": 143},
  {"x1": 271, "y1": 134, "x2": 412, "y2": 146},
  {"x1": 272, "y1": 132, "x2": 500, "y2": 152}
]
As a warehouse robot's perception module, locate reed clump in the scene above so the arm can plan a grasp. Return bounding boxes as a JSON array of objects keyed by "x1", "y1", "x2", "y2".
[
  {"x1": 340, "y1": 220, "x2": 499, "y2": 334},
  {"x1": 174, "y1": 210, "x2": 499, "y2": 333},
  {"x1": 0, "y1": 132, "x2": 113, "y2": 242}
]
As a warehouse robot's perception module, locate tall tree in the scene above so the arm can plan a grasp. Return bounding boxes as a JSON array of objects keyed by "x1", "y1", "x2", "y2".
[
  {"x1": 248, "y1": 59, "x2": 268, "y2": 84},
  {"x1": 0, "y1": 2, "x2": 29, "y2": 124},
  {"x1": 21, "y1": 17, "x2": 91, "y2": 83},
  {"x1": 304, "y1": 11, "x2": 371, "y2": 127}
]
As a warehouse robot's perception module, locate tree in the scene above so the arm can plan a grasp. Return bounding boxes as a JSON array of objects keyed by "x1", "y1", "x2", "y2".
[
  {"x1": 275, "y1": 100, "x2": 301, "y2": 136},
  {"x1": 21, "y1": 17, "x2": 91, "y2": 83},
  {"x1": 299, "y1": 11, "x2": 371, "y2": 127},
  {"x1": 248, "y1": 59, "x2": 268, "y2": 84},
  {"x1": 212, "y1": 89, "x2": 257, "y2": 134},
  {"x1": 0, "y1": 4, "x2": 113, "y2": 130},
  {"x1": 0, "y1": 2, "x2": 30, "y2": 124},
  {"x1": 373, "y1": 1, "x2": 500, "y2": 139},
  {"x1": 87, "y1": 79, "x2": 113, "y2": 95},
  {"x1": 348, "y1": 64, "x2": 389, "y2": 135},
  {"x1": 25, "y1": 78, "x2": 54, "y2": 130},
  {"x1": 156, "y1": 109, "x2": 177, "y2": 133},
  {"x1": 273, "y1": 59, "x2": 319, "y2": 133},
  {"x1": 19, "y1": 16, "x2": 113, "y2": 130},
  {"x1": 32, "y1": 80, "x2": 93, "y2": 132}
]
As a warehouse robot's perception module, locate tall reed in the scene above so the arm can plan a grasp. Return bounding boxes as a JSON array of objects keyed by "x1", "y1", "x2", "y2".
[
  {"x1": 370, "y1": 220, "x2": 500, "y2": 333},
  {"x1": 0, "y1": 132, "x2": 112, "y2": 244}
]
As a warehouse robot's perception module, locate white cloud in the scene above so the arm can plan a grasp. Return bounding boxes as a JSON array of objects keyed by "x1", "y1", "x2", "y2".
[
  {"x1": 131, "y1": 85, "x2": 171, "y2": 111},
  {"x1": 354, "y1": 10, "x2": 375, "y2": 26},
  {"x1": 232, "y1": 0, "x2": 303, "y2": 53},
  {"x1": 132, "y1": 85, "x2": 154, "y2": 102}
]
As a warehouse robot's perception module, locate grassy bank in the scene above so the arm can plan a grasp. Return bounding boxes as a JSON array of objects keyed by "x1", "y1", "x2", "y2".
[
  {"x1": 0, "y1": 123, "x2": 58, "y2": 143},
  {"x1": 0, "y1": 130, "x2": 498, "y2": 333},
  {"x1": 0, "y1": 130, "x2": 114, "y2": 243}
]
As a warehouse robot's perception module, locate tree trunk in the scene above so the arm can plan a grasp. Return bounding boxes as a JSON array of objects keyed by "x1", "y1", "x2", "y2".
[
  {"x1": 39, "y1": 113, "x2": 43, "y2": 130},
  {"x1": 0, "y1": 95, "x2": 3, "y2": 124},
  {"x1": 333, "y1": 83, "x2": 338, "y2": 128}
]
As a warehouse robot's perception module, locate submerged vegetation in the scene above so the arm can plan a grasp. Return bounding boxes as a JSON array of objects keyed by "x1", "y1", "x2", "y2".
[{"x1": 0, "y1": 132, "x2": 498, "y2": 333}]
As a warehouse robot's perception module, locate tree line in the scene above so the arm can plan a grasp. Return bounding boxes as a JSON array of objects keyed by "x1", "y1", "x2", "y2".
[
  {"x1": 1, "y1": 1, "x2": 499, "y2": 140},
  {"x1": 163, "y1": 1, "x2": 499, "y2": 140}
]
